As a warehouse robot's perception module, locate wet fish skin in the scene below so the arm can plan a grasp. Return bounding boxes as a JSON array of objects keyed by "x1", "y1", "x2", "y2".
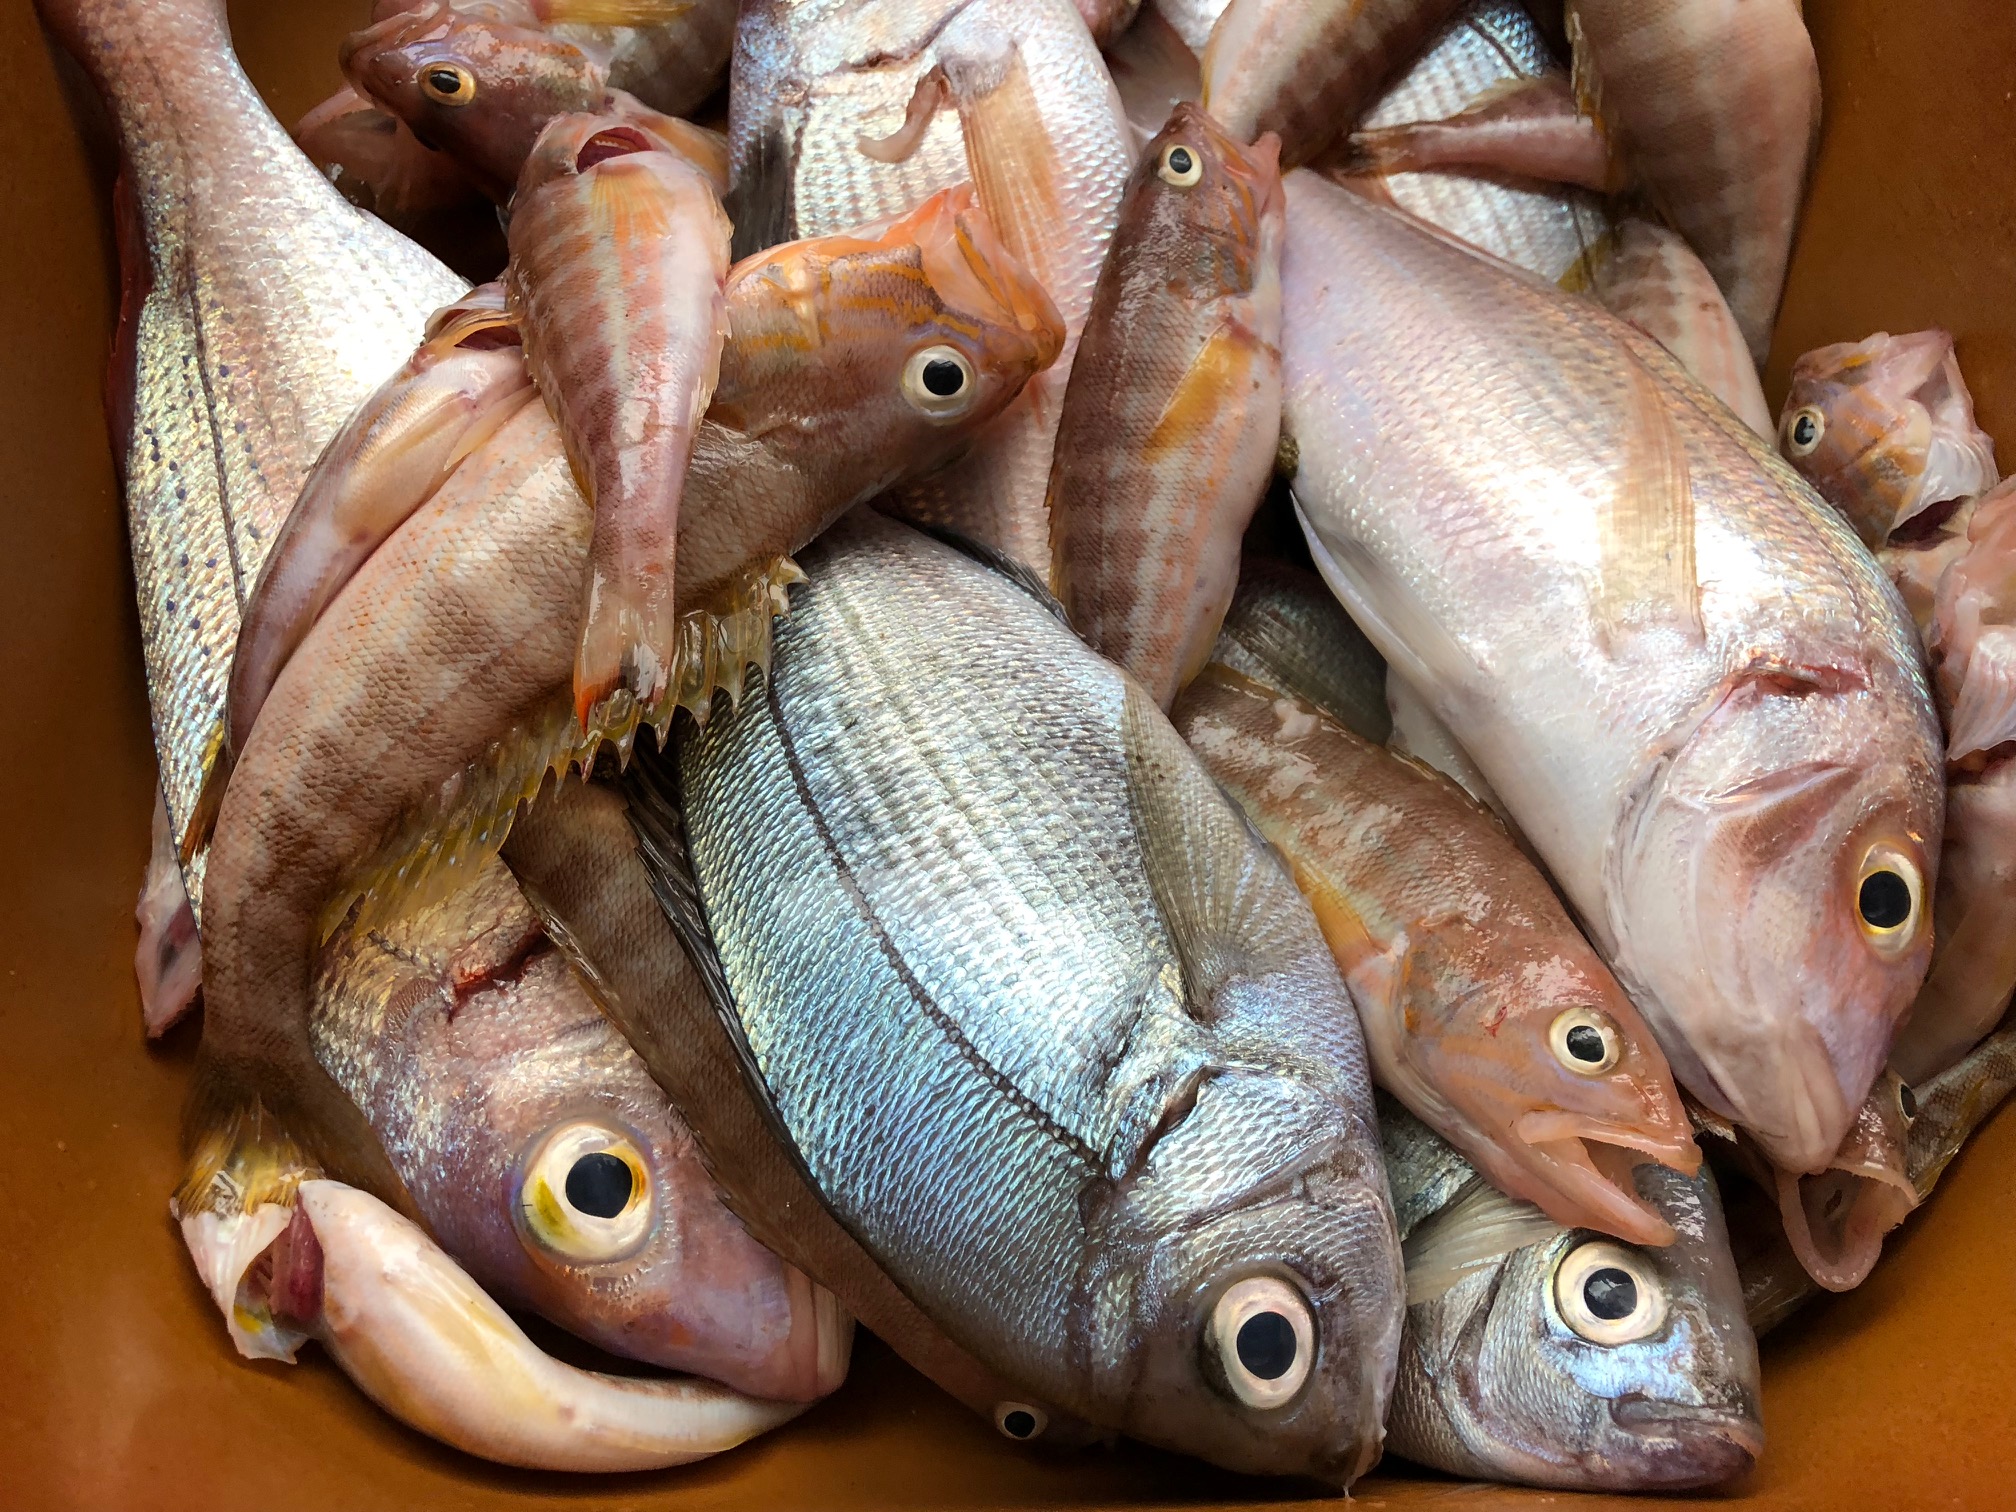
[
  {"x1": 1105, "y1": 3, "x2": 1201, "y2": 149},
  {"x1": 1282, "y1": 168, "x2": 1944, "y2": 1176},
  {"x1": 1565, "y1": 0, "x2": 1818, "y2": 364},
  {"x1": 1212, "y1": 557, "x2": 1390, "y2": 744},
  {"x1": 36, "y1": 0, "x2": 466, "y2": 900},
  {"x1": 137, "y1": 788, "x2": 204, "y2": 1038},
  {"x1": 1049, "y1": 105, "x2": 1284, "y2": 709},
  {"x1": 1381, "y1": 1100, "x2": 1762, "y2": 1491},
  {"x1": 1778, "y1": 329, "x2": 2000, "y2": 550},
  {"x1": 507, "y1": 113, "x2": 733, "y2": 725},
  {"x1": 1075, "y1": 0, "x2": 1144, "y2": 48},
  {"x1": 1200, "y1": 0, "x2": 1469, "y2": 167},
  {"x1": 314, "y1": 853, "x2": 848, "y2": 1401},
  {"x1": 504, "y1": 778, "x2": 1095, "y2": 1442},
  {"x1": 1175, "y1": 667, "x2": 1697, "y2": 1246},
  {"x1": 671, "y1": 510, "x2": 1403, "y2": 1482},
  {"x1": 194, "y1": 191, "x2": 1060, "y2": 1209}
]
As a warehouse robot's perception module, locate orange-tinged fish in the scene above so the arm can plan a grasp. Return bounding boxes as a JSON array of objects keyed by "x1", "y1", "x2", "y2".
[
  {"x1": 1173, "y1": 666, "x2": 1699, "y2": 1245},
  {"x1": 1779, "y1": 329, "x2": 2000, "y2": 550},
  {"x1": 506, "y1": 114, "x2": 733, "y2": 727},
  {"x1": 1049, "y1": 105, "x2": 1283, "y2": 709}
]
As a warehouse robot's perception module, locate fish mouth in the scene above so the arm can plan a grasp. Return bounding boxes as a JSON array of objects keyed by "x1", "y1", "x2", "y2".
[
  {"x1": 1515, "y1": 1111, "x2": 1702, "y2": 1247},
  {"x1": 1608, "y1": 1395, "x2": 1763, "y2": 1486},
  {"x1": 1771, "y1": 1159, "x2": 1917, "y2": 1291}
]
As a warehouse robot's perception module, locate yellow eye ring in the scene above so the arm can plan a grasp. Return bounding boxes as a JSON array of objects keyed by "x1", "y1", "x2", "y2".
[
  {"x1": 1783, "y1": 404, "x2": 1826, "y2": 458},
  {"x1": 420, "y1": 63, "x2": 477, "y2": 107},
  {"x1": 1854, "y1": 845, "x2": 1923, "y2": 954},
  {"x1": 1158, "y1": 141, "x2": 1203, "y2": 187},
  {"x1": 1549, "y1": 1007, "x2": 1621, "y2": 1076},
  {"x1": 517, "y1": 1120, "x2": 652, "y2": 1264}
]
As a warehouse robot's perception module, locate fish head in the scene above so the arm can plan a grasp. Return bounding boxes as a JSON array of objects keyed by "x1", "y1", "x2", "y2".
[
  {"x1": 1767, "y1": 1071, "x2": 1919, "y2": 1291},
  {"x1": 340, "y1": 1, "x2": 608, "y2": 201},
  {"x1": 1779, "y1": 330, "x2": 1998, "y2": 545},
  {"x1": 1129, "y1": 104, "x2": 1286, "y2": 301},
  {"x1": 1443, "y1": 1163, "x2": 1762, "y2": 1490},
  {"x1": 1079, "y1": 1069, "x2": 1403, "y2": 1485},
  {"x1": 1614, "y1": 664, "x2": 1942, "y2": 1173},
  {"x1": 1404, "y1": 935, "x2": 1700, "y2": 1247},
  {"x1": 709, "y1": 185, "x2": 1064, "y2": 491}
]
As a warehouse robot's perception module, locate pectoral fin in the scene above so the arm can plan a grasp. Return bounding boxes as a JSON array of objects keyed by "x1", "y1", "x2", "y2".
[{"x1": 1594, "y1": 355, "x2": 1700, "y2": 647}]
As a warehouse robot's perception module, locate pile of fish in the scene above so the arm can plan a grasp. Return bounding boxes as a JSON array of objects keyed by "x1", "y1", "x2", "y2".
[{"x1": 47, "y1": 0, "x2": 2016, "y2": 1492}]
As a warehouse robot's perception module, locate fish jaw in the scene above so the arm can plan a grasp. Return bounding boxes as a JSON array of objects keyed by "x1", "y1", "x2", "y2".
[
  {"x1": 293, "y1": 1181, "x2": 808, "y2": 1470},
  {"x1": 1767, "y1": 1072, "x2": 1918, "y2": 1291},
  {"x1": 1513, "y1": 1122, "x2": 1682, "y2": 1248},
  {"x1": 507, "y1": 116, "x2": 734, "y2": 727}
]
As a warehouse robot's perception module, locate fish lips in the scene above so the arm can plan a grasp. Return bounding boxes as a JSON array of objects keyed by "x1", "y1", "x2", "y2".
[{"x1": 1605, "y1": 1392, "x2": 1763, "y2": 1489}]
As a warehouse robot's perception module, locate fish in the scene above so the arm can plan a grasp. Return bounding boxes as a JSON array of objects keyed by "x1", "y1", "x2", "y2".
[
  {"x1": 1380, "y1": 1097, "x2": 1762, "y2": 1491},
  {"x1": 1105, "y1": 3, "x2": 1202, "y2": 149},
  {"x1": 190, "y1": 186, "x2": 1062, "y2": 1218},
  {"x1": 1174, "y1": 666, "x2": 1698, "y2": 1245},
  {"x1": 1891, "y1": 478, "x2": 2016, "y2": 1084},
  {"x1": 342, "y1": 3, "x2": 731, "y2": 205},
  {"x1": 36, "y1": 0, "x2": 466, "y2": 904},
  {"x1": 1563, "y1": 0, "x2": 1819, "y2": 363},
  {"x1": 509, "y1": 0, "x2": 736, "y2": 119},
  {"x1": 730, "y1": 0, "x2": 1133, "y2": 569},
  {"x1": 504, "y1": 777, "x2": 1097, "y2": 1444},
  {"x1": 1212, "y1": 558, "x2": 1391, "y2": 744},
  {"x1": 136, "y1": 788, "x2": 204, "y2": 1038},
  {"x1": 654, "y1": 509, "x2": 1404, "y2": 1481},
  {"x1": 1048, "y1": 105, "x2": 1284, "y2": 709},
  {"x1": 1200, "y1": 0, "x2": 1469, "y2": 168},
  {"x1": 1151, "y1": 0, "x2": 1229, "y2": 53},
  {"x1": 1340, "y1": 67, "x2": 1621, "y2": 195},
  {"x1": 1779, "y1": 329, "x2": 2000, "y2": 550},
  {"x1": 226, "y1": 282, "x2": 534, "y2": 759},
  {"x1": 1280, "y1": 168, "x2": 1945, "y2": 1176},
  {"x1": 1075, "y1": 0, "x2": 1144, "y2": 49},
  {"x1": 506, "y1": 112, "x2": 733, "y2": 726},
  {"x1": 1767, "y1": 1075, "x2": 1918, "y2": 1293}
]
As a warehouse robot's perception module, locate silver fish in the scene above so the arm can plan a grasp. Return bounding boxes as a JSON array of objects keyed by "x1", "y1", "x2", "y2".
[
  {"x1": 656, "y1": 509, "x2": 1404, "y2": 1483},
  {"x1": 1282, "y1": 168, "x2": 1945, "y2": 1176},
  {"x1": 1212, "y1": 558, "x2": 1391, "y2": 745},
  {"x1": 1382, "y1": 1097, "x2": 1762, "y2": 1490}
]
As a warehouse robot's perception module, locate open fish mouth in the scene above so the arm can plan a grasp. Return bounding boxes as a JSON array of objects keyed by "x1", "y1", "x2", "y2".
[
  {"x1": 1516, "y1": 1112, "x2": 1702, "y2": 1247},
  {"x1": 1771, "y1": 1160, "x2": 1918, "y2": 1292}
]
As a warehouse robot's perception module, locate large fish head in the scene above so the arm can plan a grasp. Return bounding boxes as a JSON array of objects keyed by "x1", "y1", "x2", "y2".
[
  {"x1": 1131, "y1": 104, "x2": 1285, "y2": 301},
  {"x1": 1403, "y1": 933, "x2": 1700, "y2": 1248},
  {"x1": 1778, "y1": 330, "x2": 1998, "y2": 545},
  {"x1": 1430, "y1": 1163, "x2": 1762, "y2": 1490},
  {"x1": 340, "y1": 1, "x2": 607, "y2": 200},
  {"x1": 1081, "y1": 1068, "x2": 1403, "y2": 1485},
  {"x1": 1614, "y1": 666, "x2": 1942, "y2": 1173},
  {"x1": 710, "y1": 185, "x2": 1064, "y2": 490}
]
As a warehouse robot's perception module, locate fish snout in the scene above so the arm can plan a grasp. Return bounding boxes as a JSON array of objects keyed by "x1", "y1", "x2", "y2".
[
  {"x1": 1739, "y1": 1020, "x2": 1860, "y2": 1174},
  {"x1": 1607, "y1": 1394, "x2": 1763, "y2": 1489},
  {"x1": 338, "y1": 0, "x2": 451, "y2": 95}
]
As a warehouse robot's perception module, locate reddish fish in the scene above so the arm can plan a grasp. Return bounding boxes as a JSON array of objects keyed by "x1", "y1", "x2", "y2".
[
  {"x1": 1049, "y1": 105, "x2": 1284, "y2": 709},
  {"x1": 1174, "y1": 666, "x2": 1699, "y2": 1246},
  {"x1": 506, "y1": 113, "x2": 733, "y2": 727}
]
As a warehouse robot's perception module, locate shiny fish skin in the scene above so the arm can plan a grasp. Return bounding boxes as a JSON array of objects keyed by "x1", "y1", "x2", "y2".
[
  {"x1": 1049, "y1": 106, "x2": 1284, "y2": 709},
  {"x1": 1201, "y1": 0, "x2": 1468, "y2": 167},
  {"x1": 1150, "y1": 0, "x2": 1229, "y2": 54},
  {"x1": 1565, "y1": 0, "x2": 1819, "y2": 364},
  {"x1": 1174, "y1": 668, "x2": 1697, "y2": 1246},
  {"x1": 1282, "y1": 170, "x2": 1944, "y2": 1176},
  {"x1": 37, "y1": 0, "x2": 465, "y2": 904},
  {"x1": 1342, "y1": 0, "x2": 1612, "y2": 288},
  {"x1": 1588, "y1": 218, "x2": 1772, "y2": 439},
  {"x1": 137, "y1": 788, "x2": 204, "y2": 1038},
  {"x1": 1212, "y1": 558, "x2": 1390, "y2": 744},
  {"x1": 1778, "y1": 329, "x2": 2000, "y2": 550},
  {"x1": 293, "y1": 86, "x2": 495, "y2": 265},
  {"x1": 1381, "y1": 1100, "x2": 1762, "y2": 1491},
  {"x1": 313, "y1": 853, "x2": 848, "y2": 1401},
  {"x1": 674, "y1": 511, "x2": 1402, "y2": 1482},
  {"x1": 507, "y1": 114, "x2": 733, "y2": 725},
  {"x1": 194, "y1": 194, "x2": 1059, "y2": 1208}
]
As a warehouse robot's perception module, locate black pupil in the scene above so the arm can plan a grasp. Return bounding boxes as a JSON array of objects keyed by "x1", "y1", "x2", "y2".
[
  {"x1": 566, "y1": 1151, "x2": 634, "y2": 1219},
  {"x1": 1583, "y1": 1267, "x2": 1639, "y2": 1322},
  {"x1": 1859, "y1": 869, "x2": 1912, "y2": 929},
  {"x1": 1900, "y1": 1082, "x2": 1919, "y2": 1119},
  {"x1": 1168, "y1": 146, "x2": 1194, "y2": 175},
  {"x1": 1565, "y1": 1023, "x2": 1606, "y2": 1063},
  {"x1": 1792, "y1": 413, "x2": 1817, "y2": 446},
  {"x1": 1002, "y1": 1409, "x2": 1037, "y2": 1439},
  {"x1": 921, "y1": 357, "x2": 965, "y2": 397},
  {"x1": 1234, "y1": 1310, "x2": 1298, "y2": 1381},
  {"x1": 428, "y1": 67, "x2": 464, "y2": 95}
]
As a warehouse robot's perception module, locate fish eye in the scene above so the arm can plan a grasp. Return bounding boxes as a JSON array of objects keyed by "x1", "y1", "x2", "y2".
[
  {"x1": 992, "y1": 1401, "x2": 1048, "y2": 1441},
  {"x1": 1783, "y1": 404, "x2": 1826, "y2": 458},
  {"x1": 901, "y1": 345, "x2": 977, "y2": 421},
  {"x1": 1158, "y1": 142, "x2": 1203, "y2": 187},
  {"x1": 1854, "y1": 845, "x2": 1922, "y2": 953},
  {"x1": 518, "y1": 1120, "x2": 652, "y2": 1263},
  {"x1": 1549, "y1": 1007, "x2": 1621, "y2": 1076},
  {"x1": 1209, "y1": 1275, "x2": 1315, "y2": 1410},
  {"x1": 420, "y1": 63, "x2": 477, "y2": 107},
  {"x1": 1553, "y1": 1241, "x2": 1667, "y2": 1345}
]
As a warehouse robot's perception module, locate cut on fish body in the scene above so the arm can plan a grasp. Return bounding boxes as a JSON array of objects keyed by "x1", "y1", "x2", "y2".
[{"x1": 1281, "y1": 168, "x2": 1943, "y2": 1175}]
